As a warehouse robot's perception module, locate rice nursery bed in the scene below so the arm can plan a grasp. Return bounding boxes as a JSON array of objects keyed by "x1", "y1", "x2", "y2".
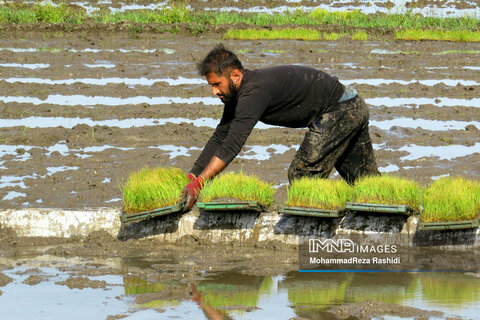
[
  {"x1": 122, "y1": 166, "x2": 188, "y2": 214},
  {"x1": 421, "y1": 177, "x2": 480, "y2": 223},
  {"x1": 198, "y1": 171, "x2": 275, "y2": 210}
]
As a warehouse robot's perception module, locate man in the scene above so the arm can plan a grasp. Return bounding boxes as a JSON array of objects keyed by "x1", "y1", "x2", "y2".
[{"x1": 182, "y1": 44, "x2": 379, "y2": 210}]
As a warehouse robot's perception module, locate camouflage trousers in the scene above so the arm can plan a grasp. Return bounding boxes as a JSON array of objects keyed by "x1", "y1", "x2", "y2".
[{"x1": 288, "y1": 95, "x2": 379, "y2": 184}]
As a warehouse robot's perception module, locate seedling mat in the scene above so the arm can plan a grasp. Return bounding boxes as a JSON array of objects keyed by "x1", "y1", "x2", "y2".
[
  {"x1": 417, "y1": 214, "x2": 480, "y2": 231},
  {"x1": 345, "y1": 202, "x2": 417, "y2": 216},
  {"x1": 196, "y1": 201, "x2": 265, "y2": 212},
  {"x1": 278, "y1": 206, "x2": 345, "y2": 218},
  {"x1": 120, "y1": 202, "x2": 185, "y2": 223}
]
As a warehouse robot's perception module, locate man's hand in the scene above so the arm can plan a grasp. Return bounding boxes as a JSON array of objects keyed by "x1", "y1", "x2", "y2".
[{"x1": 182, "y1": 175, "x2": 205, "y2": 211}]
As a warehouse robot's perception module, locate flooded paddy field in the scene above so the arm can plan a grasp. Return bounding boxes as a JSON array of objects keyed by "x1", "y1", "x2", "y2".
[
  {"x1": 1, "y1": 1, "x2": 480, "y2": 318},
  {"x1": 0, "y1": 29, "x2": 479, "y2": 209}
]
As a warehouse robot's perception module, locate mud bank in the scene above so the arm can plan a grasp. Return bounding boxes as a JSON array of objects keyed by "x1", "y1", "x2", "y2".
[{"x1": 1, "y1": 207, "x2": 479, "y2": 247}]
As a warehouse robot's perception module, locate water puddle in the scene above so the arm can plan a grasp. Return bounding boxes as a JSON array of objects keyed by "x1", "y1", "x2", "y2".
[
  {"x1": 0, "y1": 94, "x2": 219, "y2": 106},
  {"x1": 0, "y1": 63, "x2": 49, "y2": 69},
  {"x1": 0, "y1": 175, "x2": 32, "y2": 189},
  {"x1": 344, "y1": 79, "x2": 480, "y2": 87},
  {"x1": 1, "y1": 256, "x2": 480, "y2": 319},
  {"x1": 366, "y1": 97, "x2": 480, "y2": 108},
  {"x1": 391, "y1": 142, "x2": 480, "y2": 161},
  {"x1": 2, "y1": 191, "x2": 27, "y2": 200},
  {"x1": 1, "y1": 76, "x2": 205, "y2": 86},
  {"x1": 0, "y1": 116, "x2": 275, "y2": 130},
  {"x1": 148, "y1": 145, "x2": 202, "y2": 159},
  {"x1": 0, "y1": 47, "x2": 176, "y2": 54},
  {"x1": 432, "y1": 173, "x2": 451, "y2": 180},
  {"x1": 378, "y1": 163, "x2": 400, "y2": 173},
  {"x1": 46, "y1": 166, "x2": 80, "y2": 175},
  {"x1": 239, "y1": 144, "x2": 297, "y2": 161},
  {"x1": 84, "y1": 63, "x2": 116, "y2": 69},
  {"x1": 370, "y1": 118, "x2": 480, "y2": 131},
  {"x1": 0, "y1": 115, "x2": 476, "y2": 132}
]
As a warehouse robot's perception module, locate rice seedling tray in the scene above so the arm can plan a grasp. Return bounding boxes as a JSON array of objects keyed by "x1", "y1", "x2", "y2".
[
  {"x1": 417, "y1": 215, "x2": 480, "y2": 231},
  {"x1": 344, "y1": 202, "x2": 417, "y2": 216},
  {"x1": 120, "y1": 202, "x2": 185, "y2": 223},
  {"x1": 278, "y1": 206, "x2": 345, "y2": 218},
  {"x1": 196, "y1": 201, "x2": 265, "y2": 212}
]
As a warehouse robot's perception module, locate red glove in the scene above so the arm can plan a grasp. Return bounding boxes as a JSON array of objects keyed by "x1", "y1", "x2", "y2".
[
  {"x1": 182, "y1": 175, "x2": 204, "y2": 211},
  {"x1": 187, "y1": 173, "x2": 196, "y2": 182}
]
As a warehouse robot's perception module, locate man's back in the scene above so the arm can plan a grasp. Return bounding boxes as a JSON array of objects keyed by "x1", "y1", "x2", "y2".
[{"x1": 237, "y1": 65, "x2": 345, "y2": 128}]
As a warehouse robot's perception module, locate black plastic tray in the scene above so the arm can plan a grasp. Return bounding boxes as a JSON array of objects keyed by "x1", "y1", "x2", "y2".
[
  {"x1": 417, "y1": 214, "x2": 480, "y2": 231},
  {"x1": 345, "y1": 202, "x2": 417, "y2": 216},
  {"x1": 196, "y1": 201, "x2": 265, "y2": 212},
  {"x1": 120, "y1": 202, "x2": 185, "y2": 223},
  {"x1": 278, "y1": 206, "x2": 345, "y2": 218}
]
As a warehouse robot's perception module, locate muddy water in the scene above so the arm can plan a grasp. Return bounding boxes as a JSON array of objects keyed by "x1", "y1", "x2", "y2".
[{"x1": 1, "y1": 241, "x2": 480, "y2": 320}]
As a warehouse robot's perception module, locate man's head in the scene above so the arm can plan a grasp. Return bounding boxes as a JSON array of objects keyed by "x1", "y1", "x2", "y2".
[{"x1": 197, "y1": 44, "x2": 244, "y2": 103}]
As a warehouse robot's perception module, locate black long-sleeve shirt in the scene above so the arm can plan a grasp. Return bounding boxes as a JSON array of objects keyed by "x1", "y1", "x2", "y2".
[{"x1": 190, "y1": 65, "x2": 345, "y2": 176}]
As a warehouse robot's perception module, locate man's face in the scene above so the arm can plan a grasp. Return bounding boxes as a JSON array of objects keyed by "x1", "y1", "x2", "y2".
[{"x1": 206, "y1": 72, "x2": 237, "y2": 103}]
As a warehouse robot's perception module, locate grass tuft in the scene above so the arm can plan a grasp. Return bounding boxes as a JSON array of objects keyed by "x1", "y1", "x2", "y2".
[
  {"x1": 421, "y1": 177, "x2": 480, "y2": 222},
  {"x1": 223, "y1": 28, "x2": 320, "y2": 41},
  {"x1": 199, "y1": 171, "x2": 275, "y2": 208},
  {"x1": 352, "y1": 175, "x2": 422, "y2": 210},
  {"x1": 122, "y1": 166, "x2": 188, "y2": 214},
  {"x1": 286, "y1": 177, "x2": 352, "y2": 210}
]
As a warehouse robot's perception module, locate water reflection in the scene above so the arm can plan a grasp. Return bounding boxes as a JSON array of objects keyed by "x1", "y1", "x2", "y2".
[
  {"x1": 2, "y1": 259, "x2": 480, "y2": 319},
  {"x1": 121, "y1": 270, "x2": 480, "y2": 319}
]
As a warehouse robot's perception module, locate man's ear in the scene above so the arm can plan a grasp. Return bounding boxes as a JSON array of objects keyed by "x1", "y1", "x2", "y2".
[{"x1": 229, "y1": 69, "x2": 243, "y2": 85}]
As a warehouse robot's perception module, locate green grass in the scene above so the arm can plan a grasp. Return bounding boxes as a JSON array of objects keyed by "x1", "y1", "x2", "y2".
[
  {"x1": 352, "y1": 175, "x2": 422, "y2": 210},
  {"x1": 0, "y1": 3, "x2": 85, "y2": 24},
  {"x1": 122, "y1": 166, "x2": 188, "y2": 214},
  {"x1": 198, "y1": 171, "x2": 275, "y2": 208},
  {"x1": 223, "y1": 28, "x2": 320, "y2": 41},
  {"x1": 286, "y1": 177, "x2": 352, "y2": 210},
  {"x1": 421, "y1": 177, "x2": 480, "y2": 223},
  {"x1": 396, "y1": 29, "x2": 480, "y2": 42}
]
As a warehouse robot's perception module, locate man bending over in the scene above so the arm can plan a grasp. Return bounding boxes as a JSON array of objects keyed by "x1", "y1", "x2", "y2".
[{"x1": 182, "y1": 44, "x2": 379, "y2": 210}]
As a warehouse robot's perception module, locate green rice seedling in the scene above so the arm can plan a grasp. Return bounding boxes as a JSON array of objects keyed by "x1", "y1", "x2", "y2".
[
  {"x1": 223, "y1": 28, "x2": 320, "y2": 41},
  {"x1": 198, "y1": 171, "x2": 275, "y2": 208},
  {"x1": 286, "y1": 177, "x2": 352, "y2": 210},
  {"x1": 322, "y1": 32, "x2": 347, "y2": 41},
  {"x1": 396, "y1": 29, "x2": 480, "y2": 42},
  {"x1": 421, "y1": 177, "x2": 480, "y2": 223},
  {"x1": 351, "y1": 30, "x2": 368, "y2": 41},
  {"x1": 352, "y1": 175, "x2": 422, "y2": 210},
  {"x1": 122, "y1": 166, "x2": 189, "y2": 214}
]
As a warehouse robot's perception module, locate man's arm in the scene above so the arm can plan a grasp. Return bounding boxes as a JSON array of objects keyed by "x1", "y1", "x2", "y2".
[{"x1": 200, "y1": 156, "x2": 226, "y2": 180}]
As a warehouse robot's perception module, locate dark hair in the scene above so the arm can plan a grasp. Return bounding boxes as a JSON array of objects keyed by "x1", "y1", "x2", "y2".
[{"x1": 197, "y1": 43, "x2": 244, "y2": 76}]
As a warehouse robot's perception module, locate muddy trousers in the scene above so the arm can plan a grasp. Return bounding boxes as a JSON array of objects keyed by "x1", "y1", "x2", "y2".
[{"x1": 288, "y1": 95, "x2": 379, "y2": 184}]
